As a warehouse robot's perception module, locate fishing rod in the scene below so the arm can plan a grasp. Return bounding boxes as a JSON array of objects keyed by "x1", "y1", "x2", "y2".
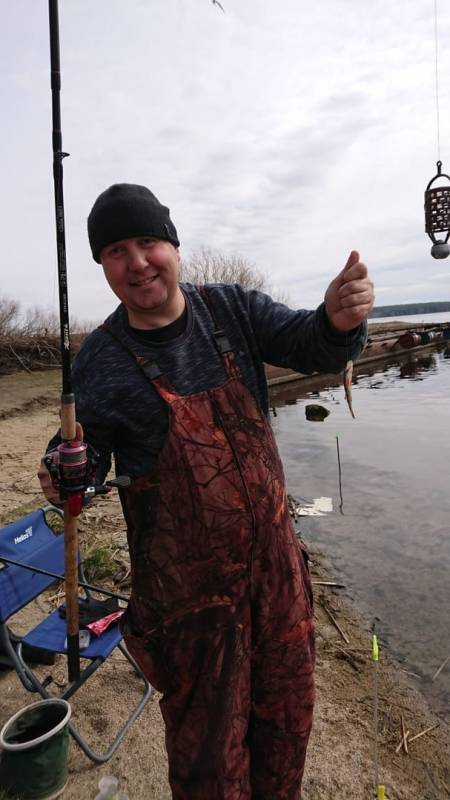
[
  {"x1": 48, "y1": 0, "x2": 87, "y2": 682},
  {"x1": 47, "y1": 1, "x2": 130, "y2": 681}
]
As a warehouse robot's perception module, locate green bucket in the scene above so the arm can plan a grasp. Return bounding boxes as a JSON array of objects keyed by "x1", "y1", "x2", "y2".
[{"x1": 0, "y1": 699, "x2": 71, "y2": 800}]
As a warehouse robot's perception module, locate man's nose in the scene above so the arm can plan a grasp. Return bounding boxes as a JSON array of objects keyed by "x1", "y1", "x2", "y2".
[{"x1": 127, "y1": 244, "x2": 148, "y2": 270}]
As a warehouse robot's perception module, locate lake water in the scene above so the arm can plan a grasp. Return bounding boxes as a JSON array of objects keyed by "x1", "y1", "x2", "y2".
[
  {"x1": 371, "y1": 311, "x2": 450, "y2": 325},
  {"x1": 271, "y1": 339, "x2": 450, "y2": 721}
]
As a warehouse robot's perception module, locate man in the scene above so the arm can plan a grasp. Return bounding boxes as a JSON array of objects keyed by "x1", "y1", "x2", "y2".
[{"x1": 39, "y1": 183, "x2": 374, "y2": 799}]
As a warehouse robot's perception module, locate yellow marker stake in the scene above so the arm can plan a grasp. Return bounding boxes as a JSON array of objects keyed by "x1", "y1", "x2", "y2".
[
  {"x1": 372, "y1": 634, "x2": 379, "y2": 662},
  {"x1": 372, "y1": 634, "x2": 386, "y2": 799}
]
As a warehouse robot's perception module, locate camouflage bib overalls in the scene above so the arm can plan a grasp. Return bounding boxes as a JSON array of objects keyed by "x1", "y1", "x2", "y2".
[{"x1": 109, "y1": 294, "x2": 315, "y2": 799}]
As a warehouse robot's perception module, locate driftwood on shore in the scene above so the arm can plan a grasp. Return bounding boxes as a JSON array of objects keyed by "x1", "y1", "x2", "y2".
[
  {"x1": 0, "y1": 335, "x2": 83, "y2": 376},
  {"x1": 0, "y1": 335, "x2": 61, "y2": 374},
  {"x1": 395, "y1": 721, "x2": 440, "y2": 753},
  {"x1": 432, "y1": 655, "x2": 450, "y2": 681},
  {"x1": 320, "y1": 598, "x2": 350, "y2": 644}
]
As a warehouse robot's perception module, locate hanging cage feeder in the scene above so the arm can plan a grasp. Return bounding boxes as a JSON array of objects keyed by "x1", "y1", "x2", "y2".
[{"x1": 424, "y1": 161, "x2": 450, "y2": 258}]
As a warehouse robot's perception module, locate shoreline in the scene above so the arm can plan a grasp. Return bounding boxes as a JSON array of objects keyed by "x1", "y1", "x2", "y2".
[{"x1": 305, "y1": 544, "x2": 450, "y2": 798}]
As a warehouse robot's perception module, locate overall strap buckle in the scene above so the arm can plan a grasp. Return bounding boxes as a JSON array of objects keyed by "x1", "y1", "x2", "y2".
[
  {"x1": 213, "y1": 329, "x2": 232, "y2": 354},
  {"x1": 197, "y1": 286, "x2": 233, "y2": 356},
  {"x1": 140, "y1": 360, "x2": 163, "y2": 381}
]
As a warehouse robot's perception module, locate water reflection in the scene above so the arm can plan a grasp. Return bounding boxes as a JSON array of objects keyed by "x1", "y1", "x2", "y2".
[
  {"x1": 271, "y1": 348, "x2": 450, "y2": 721},
  {"x1": 398, "y1": 354, "x2": 436, "y2": 379},
  {"x1": 271, "y1": 345, "x2": 445, "y2": 409}
]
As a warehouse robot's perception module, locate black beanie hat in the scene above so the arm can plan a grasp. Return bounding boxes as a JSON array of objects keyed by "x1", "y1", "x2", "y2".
[{"x1": 87, "y1": 183, "x2": 180, "y2": 262}]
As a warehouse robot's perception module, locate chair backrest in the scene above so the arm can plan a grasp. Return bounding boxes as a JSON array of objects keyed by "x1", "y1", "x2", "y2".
[{"x1": 0, "y1": 509, "x2": 65, "y2": 622}]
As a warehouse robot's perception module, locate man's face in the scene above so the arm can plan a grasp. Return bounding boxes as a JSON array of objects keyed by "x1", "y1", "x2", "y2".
[{"x1": 100, "y1": 236, "x2": 181, "y2": 322}]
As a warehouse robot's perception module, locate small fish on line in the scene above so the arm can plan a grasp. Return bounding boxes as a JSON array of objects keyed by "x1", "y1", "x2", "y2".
[
  {"x1": 212, "y1": 0, "x2": 225, "y2": 11},
  {"x1": 343, "y1": 359, "x2": 355, "y2": 419}
]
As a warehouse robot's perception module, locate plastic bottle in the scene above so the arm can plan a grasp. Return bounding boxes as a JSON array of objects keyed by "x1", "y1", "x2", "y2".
[{"x1": 94, "y1": 775, "x2": 129, "y2": 800}]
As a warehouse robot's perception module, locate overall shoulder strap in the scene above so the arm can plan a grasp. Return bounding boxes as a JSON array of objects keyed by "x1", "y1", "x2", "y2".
[
  {"x1": 197, "y1": 286, "x2": 241, "y2": 379},
  {"x1": 100, "y1": 324, "x2": 174, "y2": 393}
]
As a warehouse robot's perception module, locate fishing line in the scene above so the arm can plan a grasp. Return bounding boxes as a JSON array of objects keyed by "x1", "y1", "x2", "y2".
[
  {"x1": 335, "y1": 433, "x2": 344, "y2": 514},
  {"x1": 433, "y1": 0, "x2": 441, "y2": 162},
  {"x1": 424, "y1": 0, "x2": 450, "y2": 258}
]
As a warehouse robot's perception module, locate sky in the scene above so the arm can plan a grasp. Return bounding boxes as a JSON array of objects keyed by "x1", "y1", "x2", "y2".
[{"x1": 2, "y1": 0, "x2": 450, "y2": 323}]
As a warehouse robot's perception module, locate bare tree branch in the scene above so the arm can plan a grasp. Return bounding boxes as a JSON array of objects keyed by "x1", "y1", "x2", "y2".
[
  {"x1": 0, "y1": 296, "x2": 20, "y2": 335},
  {"x1": 181, "y1": 248, "x2": 266, "y2": 290}
]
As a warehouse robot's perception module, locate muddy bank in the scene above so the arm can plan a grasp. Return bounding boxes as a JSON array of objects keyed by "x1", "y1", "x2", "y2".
[{"x1": 1, "y1": 377, "x2": 449, "y2": 799}]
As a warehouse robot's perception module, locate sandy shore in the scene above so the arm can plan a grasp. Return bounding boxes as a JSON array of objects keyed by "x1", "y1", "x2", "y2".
[{"x1": 1, "y1": 372, "x2": 449, "y2": 799}]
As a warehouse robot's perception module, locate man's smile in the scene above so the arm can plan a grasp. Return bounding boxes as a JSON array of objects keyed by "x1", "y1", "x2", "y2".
[{"x1": 131, "y1": 275, "x2": 159, "y2": 287}]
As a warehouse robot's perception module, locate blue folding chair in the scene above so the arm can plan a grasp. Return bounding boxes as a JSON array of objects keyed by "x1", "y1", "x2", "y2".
[{"x1": 0, "y1": 506, "x2": 153, "y2": 763}]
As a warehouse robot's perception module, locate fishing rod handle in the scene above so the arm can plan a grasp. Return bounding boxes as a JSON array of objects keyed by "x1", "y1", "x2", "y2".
[
  {"x1": 60, "y1": 393, "x2": 76, "y2": 440},
  {"x1": 63, "y1": 510, "x2": 80, "y2": 680}
]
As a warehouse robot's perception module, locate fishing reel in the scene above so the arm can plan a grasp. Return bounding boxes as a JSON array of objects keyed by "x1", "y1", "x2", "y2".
[
  {"x1": 44, "y1": 439, "x2": 130, "y2": 517},
  {"x1": 424, "y1": 161, "x2": 450, "y2": 258}
]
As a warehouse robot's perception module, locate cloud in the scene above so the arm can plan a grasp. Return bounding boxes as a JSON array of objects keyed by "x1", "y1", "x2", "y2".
[{"x1": 2, "y1": 0, "x2": 450, "y2": 321}]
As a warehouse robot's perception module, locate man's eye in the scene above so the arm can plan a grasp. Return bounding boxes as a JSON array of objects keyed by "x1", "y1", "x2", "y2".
[{"x1": 141, "y1": 238, "x2": 156, "y2": 247}]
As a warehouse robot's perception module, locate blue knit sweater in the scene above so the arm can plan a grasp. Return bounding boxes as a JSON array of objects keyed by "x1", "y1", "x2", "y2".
[{"x1": 48, "y1": 283, "x2": 367, "y2": 482}]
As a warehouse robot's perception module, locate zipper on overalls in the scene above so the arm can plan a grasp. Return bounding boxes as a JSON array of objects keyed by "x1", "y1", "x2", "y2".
[
  {"x1": 199, "y1": 287, "x2": 257, "y2": 587},
  {"x1": 209, "y1": 391, "x2": 256, "y2": 584}
]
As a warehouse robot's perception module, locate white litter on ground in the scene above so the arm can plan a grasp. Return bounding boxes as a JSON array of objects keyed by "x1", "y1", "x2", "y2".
[{"x1": 296, "y1": 497, "x2": 333, "y2": 516}]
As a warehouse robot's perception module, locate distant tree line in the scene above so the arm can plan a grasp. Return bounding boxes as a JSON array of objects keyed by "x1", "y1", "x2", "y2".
[{"x1": 369, "y1": 301, "x2": 450, "y2": 318}]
